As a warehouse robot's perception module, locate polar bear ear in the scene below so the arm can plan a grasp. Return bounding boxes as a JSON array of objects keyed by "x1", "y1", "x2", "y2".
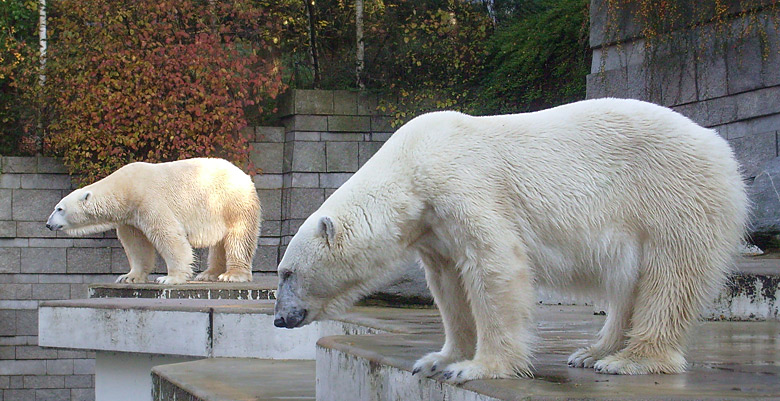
[
  {"x1": 79, "y1": 191, "x2": 92, "y2": 202},
  {"x1": 318, "y1": 216, "x2": 336, "y2": 246}
]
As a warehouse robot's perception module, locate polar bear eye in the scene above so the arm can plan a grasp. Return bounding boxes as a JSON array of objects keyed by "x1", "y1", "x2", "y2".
[
  {"x1": 56, "y1": 207, "x2": 63, "y2": 212},
  {"x1": 281, "y1": 270, "x2": 293, "y2": 281}
]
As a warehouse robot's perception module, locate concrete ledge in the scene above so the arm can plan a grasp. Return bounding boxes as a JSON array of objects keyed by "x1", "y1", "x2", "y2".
[
  {"x1": 316, "y1": 305, "x2": 780, "y2": 401},
  {"x1": 88, "y1": 280, "x2": 277, "y2": 301},
  {"x1": 708, "y1": 259, "x2": 780, "y2": 321},
  {"x1": 152, "y1": 358, "x2": 315, "y2": 401},
  {"x1": 39, "y1": 300, "x2": 212, "y2": 356},
  {"x1": 38, "y1": 298, "x2": 441, "y2": 360},
  {"x1": 38, "y1": 299, "x2": 319, "y2": 359}
]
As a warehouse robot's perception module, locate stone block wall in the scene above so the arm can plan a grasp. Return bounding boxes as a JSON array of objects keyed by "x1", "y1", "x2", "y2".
[
  {"x1": 276, "y1": 90, "x2": 394, "y2": 255},
  {"x1": 1, "y1": 156, "x2": 99, "y2": 401},
  {"x1": 0, "y1": 89, "x2": 396, "y2": 399},
  {"x1": 587, "y1": 0, "x2": 780, "y2": 180}
]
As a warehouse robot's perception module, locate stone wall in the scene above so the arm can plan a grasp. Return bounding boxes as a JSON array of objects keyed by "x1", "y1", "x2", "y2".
[
  {"x1": 1, "y1": 156, "x2": 100, "y2": 401},
  {"x1": 274, "y1": 89, "x2": 393, "y2": 253},
  {"x1": 0, "y1": 89, "x2": 401, "y2": 399},
  {"x1": 587, "y1": 0, "x2": 780, "y2": 180}
]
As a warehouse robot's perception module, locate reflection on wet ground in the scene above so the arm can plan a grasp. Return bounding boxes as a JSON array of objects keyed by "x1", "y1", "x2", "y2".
[{"x1": 327, "y1": 304, "x2": 780, "y2": 399}]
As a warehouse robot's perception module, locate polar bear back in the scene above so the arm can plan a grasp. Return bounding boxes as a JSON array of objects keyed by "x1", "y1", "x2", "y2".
[
  {"x1": 102, "y1": 158, "x2": 259, "y2": 248},
  {"x1": 394, "y1": 98, "x2": 744, "y2": 231},
  {"x1": 335, "y1": 98, "x2": 746, "y2": 292}
]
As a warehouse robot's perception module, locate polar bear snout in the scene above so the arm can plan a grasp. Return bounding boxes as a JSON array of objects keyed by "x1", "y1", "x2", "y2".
[
  {"x1": 46, "y1": 208, "x2": 66, "y2": 231},
  {"x1": 273, "y1": 308, "x2": 307, "y2": 329}
]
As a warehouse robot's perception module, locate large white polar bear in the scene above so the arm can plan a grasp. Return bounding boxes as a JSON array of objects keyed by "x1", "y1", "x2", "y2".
[
  {"x1": 273, "y1": 98, "x2": 748, "y2": 382},
  {"x1": 46, "y1": 158, "x2": 261, "y2": 284}
]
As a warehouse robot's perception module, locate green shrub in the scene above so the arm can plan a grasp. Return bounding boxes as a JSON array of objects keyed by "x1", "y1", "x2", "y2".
[
  {"x1": 44, "y1": 0, "x2": 285, "y2": 184},
  {"x1": 0, "y1": 0, "x2": 41, "y2": 155},
  {"x1": 473, "y1": 0, "x2": 591, "y2": 114}
]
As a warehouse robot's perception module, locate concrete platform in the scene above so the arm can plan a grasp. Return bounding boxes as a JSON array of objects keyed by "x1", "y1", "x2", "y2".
[
  {"x1": 37, "y1": 298, "x2": 439, "y2": 401},
  {"x1": 317, "y1": 305, "x2": 780, "y2": 401},
  {"x1": 39, "y1": 298, "x2": 313, "y2": 359},
  {"x1": 708, "y1": 258, "x2": 780, "y2": 321},
  {"x1": 38, "y1": 298, "x2": 440, "y2": 359},
  {"x1": 152, "y1": 358, "x2": 315, "y2": 401},
  {"x1": 87, "y1": 259, "x2": 779, "y2": 321},
  {"x1": 88, "y1": 279, "x2": 278, "y2": 300}
]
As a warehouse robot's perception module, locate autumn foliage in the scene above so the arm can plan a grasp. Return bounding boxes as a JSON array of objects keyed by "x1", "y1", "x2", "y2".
[
  {"x1": 0, "y1": 0, "x2": 41, "y2": 155},
  {"x1": 44, "y1": 0, "x2": 284, "y2": 184}
]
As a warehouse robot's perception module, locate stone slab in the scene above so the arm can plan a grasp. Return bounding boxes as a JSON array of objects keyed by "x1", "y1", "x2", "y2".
[
  {"x1": 290, "y1": 142, "x2": 326, "y2": 172},
  {"x1": 98, "y1": 351, "x2": 196, "y2": 401},
  {"x1": 255, "y1": 126, "x2": 285, "y2": 143},
  {"x1": 250, "y1": 142, "x2": 284, "y2": 175},
  {"x1": 38, "y1": 299, "x2": 213, "y2": 356},
  {"x1": 87, "y1": 280, "x2": 278, "y2": 300},
  {"x1": 12, "y1": 189, "x2": 62, "y2": 222},
  {"x1": 707, "y1": 258, "x2": 780, "y2": 321},
  {"x1": 37, "y1": 296, "x2": 442, "y2": 358},
  {"x1": 152, "y1": 358, "x2": 315, "y2": 401},
  {"x1": 2, "y1": 157, "x2": 37, "y2": 173},
  {"x1": 211, "y1": 311, "x2": 321, "y2": 359},
  {"x1": 317, "y1": 305, "x2": 780, "y2": 401}
]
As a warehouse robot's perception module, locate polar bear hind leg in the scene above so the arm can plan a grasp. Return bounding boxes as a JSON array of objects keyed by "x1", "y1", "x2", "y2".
[
  {"x1": 115, "y1": 224, "x2": 157, "y2": 283},
  {"x1": 568, "y1": 295, "x2": 634, "y2": 368},
  {"x1": 569, "y1": 250, "x2": 637, "y2": 368},
  {"x1": 141, "y1": 220, "x2": 194, "y2": 285},
  {"x1": 594, "y1": 243, "x2": 720, "y2": 374},
  {"x1": 194, "y1": 240, "x2": 227, "y2": 281},
  {"x1": 217, "y1": 228, "x2": 256, "y2": 282}
]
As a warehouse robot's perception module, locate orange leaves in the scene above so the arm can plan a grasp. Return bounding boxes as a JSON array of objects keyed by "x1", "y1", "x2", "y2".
[{"x1": 45, "y1": 0, "x2": 285, "y2": 185}]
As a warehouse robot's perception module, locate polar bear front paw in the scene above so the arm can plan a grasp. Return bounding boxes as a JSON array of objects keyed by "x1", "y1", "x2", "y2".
[
  {"x1": 412, "y1": 351, "x2": 460, "y2": 377},
  {"x1": 155, "y1": 275, "x2": 188, "y2": 285},
  {"x1": 568, "y1": 347, "x2": 605, "y2": 368},
  {"x1": 115, "y1": 273, "x2": 149, "y2": 283},
  {"x1": 217, "y1": 270, "x2": 252, "y2": 282},
  {"x1": 439, "y1": 359, "x2": 532, "y2": 384}
]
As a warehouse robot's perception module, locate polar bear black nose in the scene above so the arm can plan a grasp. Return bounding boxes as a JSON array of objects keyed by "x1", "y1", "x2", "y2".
[{"x1": 274, "y1": 309, "x2": 307, "y2": 329}]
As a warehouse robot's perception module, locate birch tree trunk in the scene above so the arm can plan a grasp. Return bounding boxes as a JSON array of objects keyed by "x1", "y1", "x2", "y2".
[
  {"x1": 304, "y1": 0, "x2": 321, "y2": 88},
  {"x1": 355, "y1": 0, "x2": 365, "y2": 89}
]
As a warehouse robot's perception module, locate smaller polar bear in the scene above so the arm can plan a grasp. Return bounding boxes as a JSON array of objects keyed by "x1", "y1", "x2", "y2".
[
  {"x1": 46, "y1": 158, "x2": 261, "y2": 284},
  {"x1": 273, "y1": 98, "x2": 748, "y2": 383}
]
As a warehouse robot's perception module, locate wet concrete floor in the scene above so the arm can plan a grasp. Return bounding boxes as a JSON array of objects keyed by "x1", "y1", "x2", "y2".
[{"x1": 322, "y1": 304, "x2": 780, "y2": 400}]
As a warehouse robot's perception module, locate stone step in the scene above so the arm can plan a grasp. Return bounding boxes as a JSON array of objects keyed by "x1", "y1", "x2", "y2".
[
  {"x1": 38, "y1": 298, "x2": 441, "y2": 359},
  {"x1": 152, "y1": 358, "x2": 315, "y2": 401},
  {"x1": 89, "y1": 259, "x2": 779, "y2": 320},
  {"x1": 707, "y1": 258, "x2": 780, "y2": 321},
  {"x1": 316, "y1": 304, "x2": 780, "y2": 401},
  {"x1": 38, "y1": 298, "x2": 439, "y2": 401},
  {"x1": 88, "y1": 280, "x2": 278, "y2": 301}
]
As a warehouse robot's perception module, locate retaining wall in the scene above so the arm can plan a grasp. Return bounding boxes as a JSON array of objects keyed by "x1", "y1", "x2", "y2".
[
  {"x1": 0, "y1": 89, "x2": 396, "y2": 400},
  {"x1": 587, "y1": 0, "x2": 780, "y2": 179}
]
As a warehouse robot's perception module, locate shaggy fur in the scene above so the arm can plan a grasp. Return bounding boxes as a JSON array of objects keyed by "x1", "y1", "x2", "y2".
[
  {"x1": 274, "y1": 98, "x2": 748, "y2": 382},
  {"x1": 46, "y1": 158, "x2": 261, "y2": 284}
]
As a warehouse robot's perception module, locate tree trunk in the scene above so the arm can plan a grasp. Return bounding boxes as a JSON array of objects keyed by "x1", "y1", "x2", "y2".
[
  {"x1": 355, "y1": 0, "x2": 365, "y2": 89},
  {"x1": 304, "y1": 0, "x2": 321, "y2": 88}
]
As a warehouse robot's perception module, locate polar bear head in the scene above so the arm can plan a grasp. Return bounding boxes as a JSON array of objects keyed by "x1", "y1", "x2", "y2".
[
  {"x1": 46, "y1": 187, "x2": 119, "y2": 236},
  {"x1": 274, "y1": 211, "x2": 404, "y2": 329}
]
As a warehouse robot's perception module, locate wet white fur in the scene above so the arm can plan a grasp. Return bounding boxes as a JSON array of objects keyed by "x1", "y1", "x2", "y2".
[
  {"x1": 277, "y1": 98, "x2": 748, "y2": 382},
  {"x1": 48, "y1": 158, "x2": 261, "y2": 284}
]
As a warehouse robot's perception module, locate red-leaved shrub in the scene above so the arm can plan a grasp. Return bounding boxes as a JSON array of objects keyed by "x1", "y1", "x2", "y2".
[{"x1": 45, "y1": 0, "x2": 284, "y2": 184}]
